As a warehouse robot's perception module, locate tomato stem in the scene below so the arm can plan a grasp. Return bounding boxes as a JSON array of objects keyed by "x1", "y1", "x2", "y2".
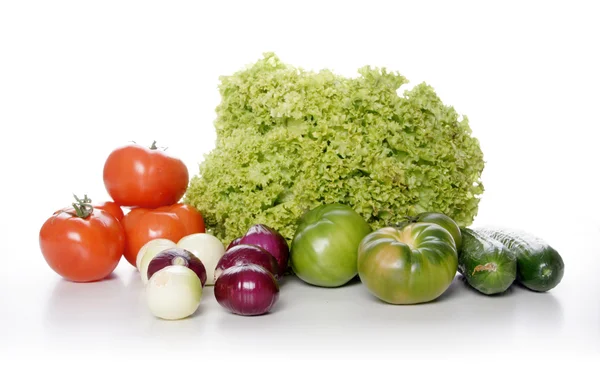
[
  {"x1": 71, "y1": 194, "x2": 94, "y2": 218},
  {"x1": 404, "y1": 215, "x2": 419, "y2": 223},
  {"x1": 388, "y1": 215, "x2": 419, "y2": 229},
  {"x1": 149, "y1": 140, "x2": 168, "y2": 151}
]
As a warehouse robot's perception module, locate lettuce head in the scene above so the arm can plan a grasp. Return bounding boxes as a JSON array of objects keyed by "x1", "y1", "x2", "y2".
[{"x1": 185, "y1": 53, "x2": 485, "y2": 244}]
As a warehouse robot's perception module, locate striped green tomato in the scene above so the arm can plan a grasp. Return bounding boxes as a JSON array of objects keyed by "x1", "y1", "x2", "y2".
[
  {"x1": 357, "y1": 223, "x2": 458, "y2": 304},
  {"x1": 395, "y1": 212, "x2": 463, "y2": 251}
]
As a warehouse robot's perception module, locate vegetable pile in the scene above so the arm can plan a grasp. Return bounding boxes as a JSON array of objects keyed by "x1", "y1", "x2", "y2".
[
  {"x1": 38, "y1": 53, "x2": 564, "y2": 322},
  {"x1": 39, "y1": 141, "x2": 285, "y2": 319},
  {"x1": 184, "y1": 52, "x2": 485, "y2": 245}
]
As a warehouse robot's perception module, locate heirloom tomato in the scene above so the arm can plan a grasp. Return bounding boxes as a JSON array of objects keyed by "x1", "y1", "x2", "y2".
[{"x1": 357, "y1": 223, "x2": 458, "y2": 304}]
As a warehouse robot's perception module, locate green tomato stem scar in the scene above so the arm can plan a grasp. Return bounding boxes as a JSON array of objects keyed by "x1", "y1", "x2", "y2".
[{"x1": 387, "y1": 225, "x2": 416, "y2": 249}]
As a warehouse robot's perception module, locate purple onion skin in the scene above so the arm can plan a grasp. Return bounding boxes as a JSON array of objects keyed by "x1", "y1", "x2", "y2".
[
  {"x1": 226, "y1": 236, "x2": 243, "y2": 251},
  {"x1": 147, "y1": 248, "x2": 207, "y2": 287},
  {"x1": 239, "y1": 224, "x2": 289, "y2": 277},
  {"x1": 214, "y1": 264, "x2": 280, "y2": 316},
  {"x1": 215, "y1": 244, "x2": 280, "y2": 281}
]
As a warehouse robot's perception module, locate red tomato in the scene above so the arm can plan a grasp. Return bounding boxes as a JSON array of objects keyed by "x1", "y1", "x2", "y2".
[
  {"x1": 93, "y1": 201, "x2": 124, "y2": 222},
  {"x1": 40, "y1": 203, "x2": 125, "y2": 283},
  {"x1": 103, "y1": 141, "x2": 189, "y2": 208},
  {"x1": 157, "y1": 203, "x2": 205, "y2": 234},
  {"x1": 121, "y1": 203, "x2": 205, "y2": 267}
]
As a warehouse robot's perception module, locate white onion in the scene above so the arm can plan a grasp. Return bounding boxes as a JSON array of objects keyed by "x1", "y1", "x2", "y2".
[
  {"x1": 145, "y1": 265, "x2": 203, "y2": 320},
  {"x1": 177, "y1": 233, "x2": 225, "y2": 286},
  {"x1": 138, "y1": 239, "x2": 177, "y2": 283}
]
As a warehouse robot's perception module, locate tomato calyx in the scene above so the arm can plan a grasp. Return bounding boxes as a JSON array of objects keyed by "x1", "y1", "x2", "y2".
[
  {"x1": 149, "y1": 140, "x2": 168, "y2": 151},
  {"x1": 70, "y1": 194, "x2": 94, "y2": 218},
  {"x1": 389, "y1": 214, "x2": 430, "y2": 229},
  {"x1": 397, "y1": 214, "x2": 420, "y2": 224},
  {"x1": 128, "y1": 140, "x2": 168, "y2": 151}
]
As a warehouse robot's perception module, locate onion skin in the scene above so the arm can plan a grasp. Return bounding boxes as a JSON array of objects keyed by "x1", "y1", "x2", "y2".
[
  {"x1": 214, "y1": 264, "x2": 280, "y2": 316},
  {"x1": 227, "y1": 237, "x2": 243, "y2": 251},
  {"x1": 147, "y1": 248, "x2": 207, "y2": 287},
  {"x1": 239, "y1": 224, "x2": 289, "y2": 277},
  {"x1": 215, "y1": 244, "x2": 280, "y2": 282}
]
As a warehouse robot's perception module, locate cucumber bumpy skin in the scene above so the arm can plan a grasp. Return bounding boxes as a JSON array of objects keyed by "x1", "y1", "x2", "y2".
[
  {"x1": 473, "y1": 227, "x2": 564, "y2": 292},
  {"x1": 458, "y1": 228, "x2": 517, "y2": 295}
]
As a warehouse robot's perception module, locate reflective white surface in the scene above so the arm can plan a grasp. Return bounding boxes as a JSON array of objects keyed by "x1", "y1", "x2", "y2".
[
  {"x1": 1, "y1": 0, "x2": 600, "y2": 374},
  {"x1": 3, "y1": 226, "x2": 599, "y2": 361}
]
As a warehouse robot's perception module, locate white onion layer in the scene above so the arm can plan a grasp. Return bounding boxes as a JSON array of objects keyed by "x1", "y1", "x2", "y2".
[{"x1": 145, "y1": 265, "x2": 203, "y2": 320}]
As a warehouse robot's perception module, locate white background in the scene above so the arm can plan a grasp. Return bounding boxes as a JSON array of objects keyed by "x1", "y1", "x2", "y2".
[{"x1": 1, "y1": 0, "x2": 599, "y2": 375}]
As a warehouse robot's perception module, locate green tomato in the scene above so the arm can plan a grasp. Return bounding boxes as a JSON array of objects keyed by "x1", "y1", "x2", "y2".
[
  {"x1": 357, "y1": 223, "x2": 458, "y2": 304},
  {"x1": 396, "y1": 211, "x2": 462, "y2": 250},
  {"x1": 290, "y1": 203, "x2": 372, "y2": 287}
]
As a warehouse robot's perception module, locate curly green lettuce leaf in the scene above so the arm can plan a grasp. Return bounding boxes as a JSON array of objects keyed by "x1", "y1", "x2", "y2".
[{"x1": 185, "y1": 52, "x2": 485, "y2": 244}]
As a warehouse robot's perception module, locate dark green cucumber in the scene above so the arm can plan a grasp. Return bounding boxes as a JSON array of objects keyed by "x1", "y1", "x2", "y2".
[
  {"x1": 458, "y1": 228, "x2": 517, "y2": 295},
  {"x1": 473, "y1": 227, "x2": 564, "y2": 292}
]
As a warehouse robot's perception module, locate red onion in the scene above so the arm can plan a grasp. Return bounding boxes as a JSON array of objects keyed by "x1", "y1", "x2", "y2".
[
  {"x1": 147, "y1": 248, "x2": 207, "y2": 287},
  {"x1": 226, "y1": 236, "x2": 243, "y2": 251},
  {"x1": 239, "y1": 224, "x2": 289, "y2": 276},
  {"x1": 214, "y1": 244, "x2": 280, "y2": 281},
  {"x1": 214, "y1": 264, "x2": 280, "y2": 316}
]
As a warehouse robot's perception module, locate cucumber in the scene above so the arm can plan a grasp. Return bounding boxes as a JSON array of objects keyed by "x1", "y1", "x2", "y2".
[
  {"x1": 458, "y1": 228, "x2": 517, "y2": 295},
  {"x1": 473, "y1": 227, "x2": 564, "y2": 292}
]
